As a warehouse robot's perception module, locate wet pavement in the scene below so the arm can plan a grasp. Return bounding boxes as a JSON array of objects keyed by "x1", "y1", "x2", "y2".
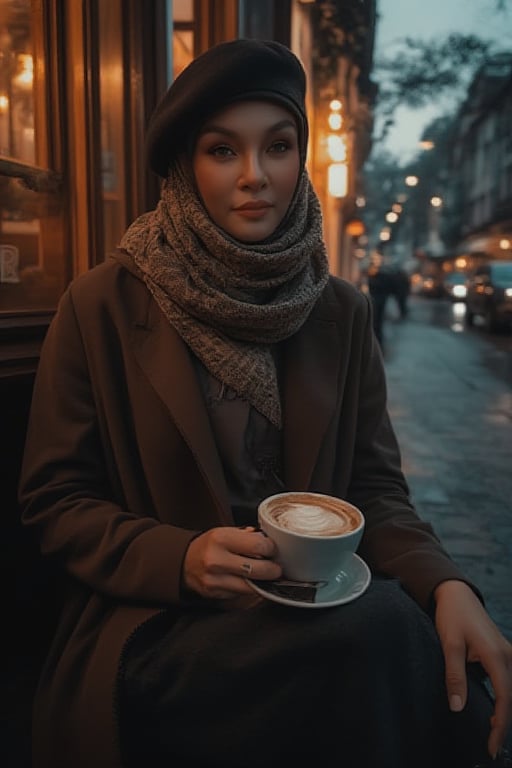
[{"x1": 381, "y1": 296, "x2": 512, "y2": 641}]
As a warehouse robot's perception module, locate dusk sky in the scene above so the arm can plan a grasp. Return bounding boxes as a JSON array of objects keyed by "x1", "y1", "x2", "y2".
[{"x1": 373, "y1": 0, "x2": 511, "y2": 161}]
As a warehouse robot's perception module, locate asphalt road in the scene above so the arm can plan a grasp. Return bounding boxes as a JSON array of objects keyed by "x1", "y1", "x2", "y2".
[{"x1": 381, "y1": 295, "x2": 512, "y2": 641}]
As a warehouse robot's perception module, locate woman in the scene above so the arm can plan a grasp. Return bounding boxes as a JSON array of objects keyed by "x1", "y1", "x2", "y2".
[{"x1": 19, "y1": 39, "x2": 511, "y2": 768}]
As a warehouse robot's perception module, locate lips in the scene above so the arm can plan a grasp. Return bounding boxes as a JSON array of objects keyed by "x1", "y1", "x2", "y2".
[
  {"x1": 234, "y1": 201, "x2": 272, "y2": 211},
  {"x1": 233, "y1": 201, "x2": 274, "y2": 220}
]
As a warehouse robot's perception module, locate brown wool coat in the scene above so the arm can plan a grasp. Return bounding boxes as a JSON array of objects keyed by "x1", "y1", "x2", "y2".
[{"x1": 19, "y1": 252, "x2": 468, "y2": 768}]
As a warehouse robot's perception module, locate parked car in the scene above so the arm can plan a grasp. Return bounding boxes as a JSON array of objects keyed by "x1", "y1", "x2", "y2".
[
  {"x1": 465, "y1": 261, "x2": 512, "y2": 332},
  {"x1": 442, "y1": 271, "x2": 468, "y2": 301}
]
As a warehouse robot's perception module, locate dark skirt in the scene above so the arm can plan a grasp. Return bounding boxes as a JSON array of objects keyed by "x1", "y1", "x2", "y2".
[{"x1": 116, "y1": 578, "x2": 495, "y2": 768}]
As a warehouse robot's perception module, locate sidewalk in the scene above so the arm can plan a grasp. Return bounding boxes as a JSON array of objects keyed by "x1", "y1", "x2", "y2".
[{"x1": 381, "y1": 297, "x2": 512, "y2": 641}]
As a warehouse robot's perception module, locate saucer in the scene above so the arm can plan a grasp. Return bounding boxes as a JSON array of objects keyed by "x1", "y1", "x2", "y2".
[{"x1": 246, "y1": 553, "x2": 371, "y2": 609}]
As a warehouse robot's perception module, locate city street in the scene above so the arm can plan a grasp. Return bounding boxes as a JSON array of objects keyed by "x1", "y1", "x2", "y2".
[{"x1": 381, "y1": 295, "x2": 512, "y2": 641}]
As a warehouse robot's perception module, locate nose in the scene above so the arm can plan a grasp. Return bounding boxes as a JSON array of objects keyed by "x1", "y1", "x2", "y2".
[{"x1": 238, "y1": 151, "x2": 268, "y2": 190}]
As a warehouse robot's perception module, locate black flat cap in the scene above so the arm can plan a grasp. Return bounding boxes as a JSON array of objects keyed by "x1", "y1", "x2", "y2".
[{"x1": 146, "y1": 38, "x2": 308, "y2": 178}]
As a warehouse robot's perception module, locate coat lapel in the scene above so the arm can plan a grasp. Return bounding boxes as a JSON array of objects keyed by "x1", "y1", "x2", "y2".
[
  {"x1": 282, "y1": 299, "x2": 340, "y2": 491},
  {"x1": 130, "y1": 298, "x2": 232, "y2": 524}
]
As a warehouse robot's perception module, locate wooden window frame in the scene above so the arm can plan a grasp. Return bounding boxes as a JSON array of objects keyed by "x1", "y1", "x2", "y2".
[{"x1": 0, "y1": 0, "x2": 64, "y2": 375}]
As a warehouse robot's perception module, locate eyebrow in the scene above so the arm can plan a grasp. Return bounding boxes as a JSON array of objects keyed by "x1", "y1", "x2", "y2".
[{"x1": 198, "y1": 118, "x2": 297, "y2": 139}]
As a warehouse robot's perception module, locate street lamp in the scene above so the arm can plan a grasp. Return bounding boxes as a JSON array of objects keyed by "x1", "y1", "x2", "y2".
[
  {"x1": 328, "y1": 163, "x2": 348, "y2": 198},
  {"x1": 328, "y1": 99, "x2": 343, "y2": 130},
  {"x1": 430, "y1": 196, "x2": 443, "y2": 208},
  {"x1": 405, "y1": 175, "x2": 419, "y2": 187},
  {"x1": 327, "y1": 134, "x2": 347, "y2": 162},
  {"x1": 327, "y1": 98, "x2": 348, "y2": 198}
]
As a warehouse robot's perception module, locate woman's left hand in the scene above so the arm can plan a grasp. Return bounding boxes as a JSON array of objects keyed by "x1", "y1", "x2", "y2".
[{"x1": 434, "y1": 579, "x2": 512, "y2": 760}]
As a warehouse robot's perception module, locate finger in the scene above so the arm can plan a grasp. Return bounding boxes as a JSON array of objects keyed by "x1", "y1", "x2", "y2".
[
  {"x1": 443, "y1": 642, "x2": 468, "y2": 712},
  {"x1": 236, "y1": 554, "x2": 281, "y2": 582},
  {"x1": 240, "y1": 530, "x2": 277, "y2": 559},
  {"x1": 219, "y1": 527, "x2": 277, "y2": 559},
  {"x1": 487, "y1": 681, "x2": 512, "y2": 759}
]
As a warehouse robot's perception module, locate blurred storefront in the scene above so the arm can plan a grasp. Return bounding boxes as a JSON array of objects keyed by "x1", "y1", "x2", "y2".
[
  {"x1": 452, "y1": 51, "x2": 512, "y2": 266},
  {"x1": 295, "y1": 0, "x2": 377, "y2": 281}
]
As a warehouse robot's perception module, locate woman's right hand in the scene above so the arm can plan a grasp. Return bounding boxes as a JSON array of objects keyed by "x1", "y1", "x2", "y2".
[{"x1": 182, "y1": 526, "x2": 282, "y2": 599}]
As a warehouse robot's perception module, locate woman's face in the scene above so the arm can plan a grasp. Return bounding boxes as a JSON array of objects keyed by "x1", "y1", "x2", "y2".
[{"x1": 192, "y1": 100, "x2": 301, "y2": 243}]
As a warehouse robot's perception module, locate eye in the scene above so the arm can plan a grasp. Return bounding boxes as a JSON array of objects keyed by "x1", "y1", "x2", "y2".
[
  {"x1": 269, "y1": 140, "x2": 291, "y2": 154},
  {"x1": 208, "y1": 144, "x2": 236, "y2": 159}
]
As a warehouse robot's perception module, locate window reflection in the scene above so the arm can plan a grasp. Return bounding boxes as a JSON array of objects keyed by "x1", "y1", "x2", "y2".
[
  {"x1": 98, "y1": 0, "x2": 127, "y2": 257},
  {"x1": 0, "y1": 3, "x2": 35, "y2": 163},
  {"x1": 172, "y1": 0, "x2": 195, "y2": 81},
  {"x1": 0, "y1": 0, "x2": 65, "y2": 313},
  {"x1": 173, "y1": 30, "x2": 194, "y2": 79}
]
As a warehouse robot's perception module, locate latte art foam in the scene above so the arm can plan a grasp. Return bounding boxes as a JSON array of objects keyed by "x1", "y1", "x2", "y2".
[{"x1": 271, "y1": 502, "x2": 356, "y2": 537}]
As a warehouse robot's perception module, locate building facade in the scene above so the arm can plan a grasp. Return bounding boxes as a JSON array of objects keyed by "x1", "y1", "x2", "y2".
[{"x1": 451, "y1": 52, "x2": 512, "y2": 265}]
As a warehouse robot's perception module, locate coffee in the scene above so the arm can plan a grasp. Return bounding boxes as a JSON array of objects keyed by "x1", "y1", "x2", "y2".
[
  {"x1": 258, "y1": 492, "x2": 365, "y2": 584},
  {"x1": 268, "y1": 500, "x2": 357, "y2": 537}
]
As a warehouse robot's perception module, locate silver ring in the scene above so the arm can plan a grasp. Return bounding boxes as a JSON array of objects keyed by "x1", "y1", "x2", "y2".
[{"x1": 241, "y1": 561, "x2": 253, "y2": 576}]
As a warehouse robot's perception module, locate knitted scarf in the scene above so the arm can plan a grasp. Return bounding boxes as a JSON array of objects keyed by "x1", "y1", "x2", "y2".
[{"x1": 119, "y1": 162, "x2": 329, "y2": 428}]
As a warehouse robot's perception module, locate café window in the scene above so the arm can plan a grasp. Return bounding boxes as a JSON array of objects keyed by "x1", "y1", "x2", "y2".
[
  {"x1": 0, "y1": 0, "x2": 65, "y2": 315},
  {"x1": 98, "y1": 0, "x2": 128, "y2": 258},
  {"x1": 173, "y1": 0, "x2": 195, "y2": 79}
]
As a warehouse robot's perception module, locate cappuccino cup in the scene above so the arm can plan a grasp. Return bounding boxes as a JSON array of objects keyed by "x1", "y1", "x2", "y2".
[{"x1": 258, "y1": 492, "x2": 364, "y2": 583}]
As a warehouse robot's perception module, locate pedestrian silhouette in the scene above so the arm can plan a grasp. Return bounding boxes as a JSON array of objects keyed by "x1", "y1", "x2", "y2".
[
  {"x1": 390, "y1": 265, "x2": 410, "y2": 318},
  {"x1": 367, "y1": 263, "x2": 395, "y2": 344}
]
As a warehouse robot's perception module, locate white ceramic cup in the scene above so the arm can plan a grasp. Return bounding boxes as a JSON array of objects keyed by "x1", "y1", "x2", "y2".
[{"x1": 258, "y1": 491, "x2": 365, "y2": 583}]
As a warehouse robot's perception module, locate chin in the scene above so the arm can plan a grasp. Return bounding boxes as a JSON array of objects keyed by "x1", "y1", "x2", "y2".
[{"x1": 230, "y1": 224, "x2": 279, "y2": 243}]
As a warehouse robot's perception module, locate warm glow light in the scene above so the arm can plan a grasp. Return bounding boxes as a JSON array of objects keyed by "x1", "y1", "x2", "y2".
[
  {"x1": 328, "y1": 113, "x2": 343, "y2": 130},
  {"x1": 0, "y1": 94, "x2": 8, "y2": 112},
  {"x1": 499, "y1": 238, "x2": 511, "y2": 249},
  {"x1": 330, "y1": 99, "x2": 342, "y2": 111},
  {"x1": 430, "y1": 196, "x2": 443, "y2": 208},
  {"x1": 419, "y1": 140, "x2": 435, "y2": 150},
  {"x1": 14, "y1": 54, "x2": 33, "y2": 89},
  {"x1": 379, "y1": 229, "x2": 391, "y2": 241},
  {"x1": 327, "y1": 134, "x2": 347, "y2": 162},
  {"x1": 405, "y1": 175, "x2": 419, "y2": 187},
  {"x1": 328, "y1": 163, "x2": 348, "y2": 197},
  {"x1": 392, "y1": 203, "x2": 402, "y2": 213},
  {"x1": 386, "y1": 211, "x2": 399, "y2": 223},
  {"x1": 346, "y1": 219, "x2": 365, "y2": 237},
  {"x1": 455, "y1": 257, "x2": 467, "y2": 269}
]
